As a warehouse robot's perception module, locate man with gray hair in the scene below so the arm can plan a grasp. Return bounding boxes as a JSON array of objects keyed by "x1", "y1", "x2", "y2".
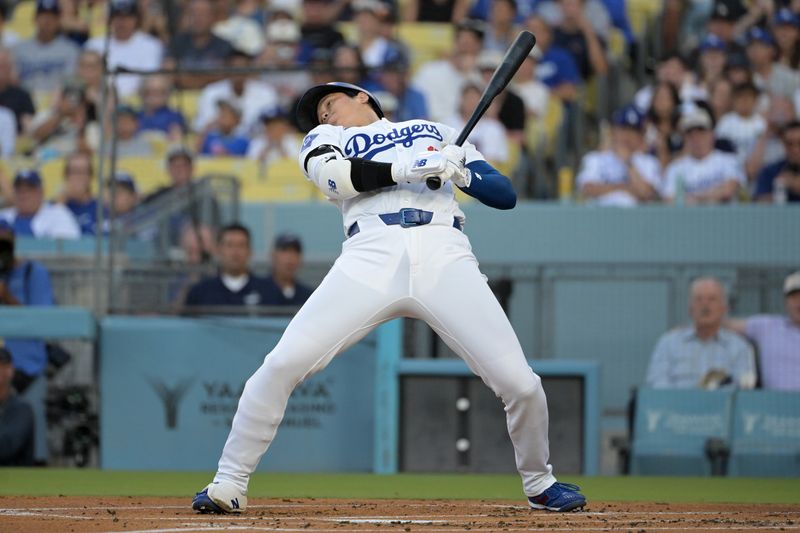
[{"x1": 646, "y1": 277, "x2": 756, "y2": 389}]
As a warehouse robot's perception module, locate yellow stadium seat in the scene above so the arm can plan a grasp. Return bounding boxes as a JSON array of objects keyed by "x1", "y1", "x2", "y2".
[
  {"x1": 115, "y1": 157, "x2": 169, "y2": 194},
  {"x1": 38, "y1": 158, "x2": 66, "y2": 199},
  {"x1": 169, "y1": 90, "x2": 202, "y2": 125},
  {"x1": 525, "y1": 96, "x2": 565, "y2": 159},
  {"x1": 239, "y1": 157, "x2": 319, "y2": 202},
  {"x1": 626, "y1": 0, "x2": 662, "y2": 37},
  {"x1": 7, "y1": 1, "x2": 35, "y2": 40},
  {"x1": 397, "y1": 23, "x2": 454, "y2": 74}
]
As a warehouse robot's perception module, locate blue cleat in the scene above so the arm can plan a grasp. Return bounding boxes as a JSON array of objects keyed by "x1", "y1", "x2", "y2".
[
  {"x1": 528, "y1": 482, "x2": 587, "y2": 512},
  {"x1": 192, "y1": 482, "x2": 247, "y2": 514}
]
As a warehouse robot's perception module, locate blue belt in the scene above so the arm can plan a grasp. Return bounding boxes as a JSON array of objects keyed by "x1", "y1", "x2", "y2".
[{"x1": 347, "y1": 208, "x2": 461, "y2": 238}]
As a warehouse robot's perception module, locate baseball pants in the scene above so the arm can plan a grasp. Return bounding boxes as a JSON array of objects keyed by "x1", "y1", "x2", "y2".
[{"x1": 214, "y1": 216, "x2": 557, "y2": 496}]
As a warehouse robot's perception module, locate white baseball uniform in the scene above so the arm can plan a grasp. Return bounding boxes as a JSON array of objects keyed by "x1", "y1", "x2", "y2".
[{"x1": 211, "y1": 117, "x2": 557, "y2": 498}]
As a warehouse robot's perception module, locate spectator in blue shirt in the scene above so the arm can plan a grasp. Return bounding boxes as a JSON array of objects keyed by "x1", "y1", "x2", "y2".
[
  {"x1": 0, "y1": 219, "x2": 55, "y2": 463},
  {"x1": 375, "y1": 47, "x2": 428, "y2": 121},
  {"x1": 645, "y1": 277, "x2": 756, "y2": 390},
  {"x1": 199, "y1": 99, "x2": 250, "y2": 156},
  {"x1": 263, "y1": 233, "x2": 314, "y2": 307},
  {"x1": 184, "y1": 223, "x2": 270, "y2": 310},
  {"x1": 58, "y1": 151, "x2": 98, "y2": 235},
  {"x1": 138, "y1": 75, "x2": 186, "y2": 142},
  {"x1": 754, "y1": 120, "x2": 800, "y2": 203},
  {"x1": 525, "y1": 14, "x2": 580, "y2": 102}
]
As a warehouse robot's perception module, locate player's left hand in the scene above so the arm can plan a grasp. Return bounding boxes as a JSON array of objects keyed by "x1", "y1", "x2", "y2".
[{"x1": 441, "y1": 145, "x2": 472, "y2": 188}]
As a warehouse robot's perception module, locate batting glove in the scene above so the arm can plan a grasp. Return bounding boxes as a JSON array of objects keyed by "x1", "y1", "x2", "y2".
[
  {"x1": 441, "y1": 145, "x2": 472, "y2": 188},
  {"x1": 392, "y1": 151, "x2": 448, "y2": 184}
]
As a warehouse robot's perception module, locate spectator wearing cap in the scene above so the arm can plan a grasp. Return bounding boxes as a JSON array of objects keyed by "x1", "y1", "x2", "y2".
[
  {"x1": 106, "y1": 172, "x2": 139, "y2": 219},
  {"x1": 194, "y1": 49, "x2": 279, "y2": 137},
  {"x1": 723, "y1": 52, "x2": 753, "y2": 87},
  {"x1": 213, "y1": 0, "x2": 267, "y2": 57},
  {"x1": 263, "y1": 233, "x2": 314, "y2": 307},
  {"x1": 412, "y1": 19, "x2": 485, "y2": 123},
  {"x1": 56, "y1": 151, "x2": 99, "y2": 235},
  {"x1": 138, "y1": 75, "x2": 187, "y2": 143},
  {"x1": 198, "y1": 99, "x2": 250, "y2": 156},
  {"x1": 298, "y1": 0, "x2": 346, "y2": 65},
  {"x1": 715, "y1": 81, "x2": 766, "y2": 171},
  {"x1": 100, "y1": 104, "x2": 154, "y2": 158},
  {"x1": 374, "y1": 48, "x2": 428, "y2": 121},
  {"x1": 0, "y1": 169, "x2": 80, "y2": 239},
  {"x1": 701, "y1": 0, "x2": 747, "y2": 54},
  {"x1": 745, "y1": 26, "x2": 799, "y2": 101},
  {"x1": 772, "y1": 8, "x2": 799, "y2": 70},
  {"x1": 524, "y1": 15, "x2": 580, "y2": 103},
  {"x1": 447, "y1": 79, "x2": 509, "y2": 164},
  {"x1": 727, "y1": 271, "x2": 800, "y2": 391},
  {"x1": 662, "y1": 106, "x2": 745, "y2": 204},
  {"x1": 753, "y1": 120, "x2": 800, "y2": 203},
  {"x1": 349, "y1": 0, "x2": 404, "y2": 71},
  {"x1": 476, "y1": 49, "x2": 526, "y2": 145},
  {"x1": 402, "y1": 0, "x2": 470, "y2": 22},
  {"x1": 0, "y1": 48, "x2": 35, "y2": 134},
  {"x1": 0, "y1": 219, "x2": 57, "y2": 464},
  {"x1": 538, "y1": 0, "x2": 609, "y2": 80},
  {"x1": 246, "y1": 107, "x2": 300, "y2": 166},
  {"x1": 257, "y1": 19, "x2": 311, "y2": 109},
  {"x1": 184, "y1": 223, "x2": 273, "y2": 310},
  {"x1": 84, "y1": 0, "x2": 164, "y2": 98},
  {"x1": 10, "y1": 0, "x2": 80, "y2": 94},
  {"x1": 0, "y1": 346, "x2": 34, "y2": 466},
  {"x1": 577, "y1": 104, "x2": 661, "y2": 206},
  {"x1": 165, "y1": 0, "x2": 234, "y2": 90},
  {"x1": 695, "y1": 34, "x2": 728, "y2": 91}
]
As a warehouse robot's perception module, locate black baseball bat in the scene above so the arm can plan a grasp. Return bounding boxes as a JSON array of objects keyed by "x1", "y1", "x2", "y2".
[{"x1": 426, "y1": 30, "x2": 537, "y2": 190}]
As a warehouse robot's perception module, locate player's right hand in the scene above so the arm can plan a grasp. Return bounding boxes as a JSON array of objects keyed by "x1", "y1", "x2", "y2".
[{"x1": 391, "y1": 151, "x2": 448, "y2": 184}]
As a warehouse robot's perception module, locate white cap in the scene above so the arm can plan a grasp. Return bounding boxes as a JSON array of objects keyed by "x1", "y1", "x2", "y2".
[
  {"x1": 679, "y1": 107, "x2": 713, "y2": 132},
  {"x1": 266, "y1": 19, "x2": 301, "y2": 43},
  {"x1": 476, "y1": 49, "x2": 504, "y2": 70},
  {"x1": 784, "y1": 271, "x2": 800, "y2": 295}
]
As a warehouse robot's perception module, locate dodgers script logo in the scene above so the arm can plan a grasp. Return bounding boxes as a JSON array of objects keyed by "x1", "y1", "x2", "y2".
[{"x1": 345, "y1": 123, "x2": 444, "y2": 159}]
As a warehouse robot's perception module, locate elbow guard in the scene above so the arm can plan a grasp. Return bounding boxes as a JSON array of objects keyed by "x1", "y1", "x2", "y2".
[{"x1": 306, "y1": 145, "x2": 359, "y2": 200}]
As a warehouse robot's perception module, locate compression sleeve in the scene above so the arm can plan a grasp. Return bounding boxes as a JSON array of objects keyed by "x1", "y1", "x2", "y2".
[{"x1": 460, "y1": 160, "x2": 517, "y2": 210}]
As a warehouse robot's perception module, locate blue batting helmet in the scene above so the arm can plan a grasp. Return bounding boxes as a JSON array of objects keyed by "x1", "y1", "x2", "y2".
[{"x1": 295, "y1": 82, "x2": 384, "y2": 132}]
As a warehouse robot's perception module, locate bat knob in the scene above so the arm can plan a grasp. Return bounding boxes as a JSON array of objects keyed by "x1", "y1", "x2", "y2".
[{"x1": 426, "y1": 176, "x2": 441, "y2": 190}]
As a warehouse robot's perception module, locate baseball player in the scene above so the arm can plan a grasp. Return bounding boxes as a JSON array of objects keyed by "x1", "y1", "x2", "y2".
[{"x1": 192, "y1": 82, "x2": 587, "y2": 514}]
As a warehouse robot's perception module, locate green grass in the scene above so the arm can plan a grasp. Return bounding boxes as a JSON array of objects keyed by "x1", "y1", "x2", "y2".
[{"x1": 1, "y1": 469, "x2": 799, "y2": 504}]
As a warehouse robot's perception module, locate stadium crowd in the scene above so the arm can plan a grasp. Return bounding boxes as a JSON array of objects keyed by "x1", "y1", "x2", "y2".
[{"x1": 0, "y1": 0, "x2": 796, "y2": 221}]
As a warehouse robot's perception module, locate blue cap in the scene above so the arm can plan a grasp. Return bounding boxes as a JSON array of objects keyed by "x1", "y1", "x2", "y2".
[
  {"x1": 36, "y1": 0, "x2": 61, "y2": 14},
  {"x1": 13, "y1": 169, "x2": 43, "y2": 187},
  {"x1": 259, "y1": 107, "x2": 289, "y2": 122},
  {"x1": 274, "y1": 233, "x2": 302, "y2": 251},
  {"x1": 747, "y1": 26, "x2": 776, "y2": 46},
  {"x1": 611, "y1": 105, "x2": 644, "y2": 130},
  {"x1": 111, "y1": 171, "x2": 137, "y2": 192},
  {"x1": 699, "y1": 34, "x2": 727, "y2": 52},
  {"x1": 0, "y1": 218, "x2": 13, "y2": 234},
  {"x1": 109, "y1": 0, "x2": 138, "y2": 16},
  {"x1": 774, "y1": 8, "x2": 800, "y2": 27}
]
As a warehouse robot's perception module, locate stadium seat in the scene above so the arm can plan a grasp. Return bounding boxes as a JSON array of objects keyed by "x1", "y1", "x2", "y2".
[
  {"x1": 625, "y1": 0, "x2": 663, "y2": 37},
  {"x1": 728, "y1": 390, "x2": 800, "y2": 477},
  {"x1": 115, "y1": 157, "x2": 170, "y2": 194},
  {"x1": 238, "y1": 157, "x2": 319, "y2": 202},
  {"x1": 397, "y1": 23, "x2": 454, "y2": 73},
  {"x1": 525, "y1": 97, "x2": 565, "y2": 160},
  {"x1": 38, "y1": 158, "x2": 66, "y2": 198},
  {"x1": 629, "y1": 388, "x2": 735, "y2": 476},
  {"x1": 7, "y1": 0, "x2": 35, "y2": 40},
  {"x1": 169, "y1": 90, "x2": 202, "y2": 126}
]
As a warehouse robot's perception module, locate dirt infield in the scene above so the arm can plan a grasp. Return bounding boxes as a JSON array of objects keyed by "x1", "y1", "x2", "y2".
[{"x1": 1, "y1": 496, "x2": 798, "y2": 533}]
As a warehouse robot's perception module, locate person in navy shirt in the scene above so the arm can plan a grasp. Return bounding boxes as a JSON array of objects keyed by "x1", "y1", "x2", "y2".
[
  {"x1": 199, "y1": 99, "x2": 249, "y2": 156},
  {"x1": 184, "y1": 223, "x2": 270, "y2": 310},
  {"x1": 262, "y1": 233, "x2": 314, "y2": 307},
  {"x1": 138, "y1": 75, "x2": 186, "y2": 142},
  {"x1": 59, "y1": 151, "x2": 98, "y2": 235},
  {"x1": 754, "y1": 120, "x2": 800, "y2": 203}
]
